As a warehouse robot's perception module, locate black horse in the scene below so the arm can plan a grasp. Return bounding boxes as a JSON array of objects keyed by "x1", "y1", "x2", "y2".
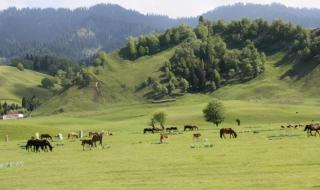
[
  {"x1": 304, "y1": 124, "x2": 320, "y2": 136},
  {"x1": 40, "y1": 134, "x2": 53, "y2": 141},
  {"x1": 81, "y1": 139, "x2": 93, "y2": 150},
  {"x1": 184, "y1": 125, "x2": 198, "y2": 131},
  {"x1": 143, "y1": 128, "x2": 154, "y2": 134},
  {"x1": 166, "y1": 127, "x2": 178, "y2": 132},
  {"x1": 26, "y1": 139, "x2": 53, "y2": 152},
  {"x1": 91, "y1": 133, "x2": 103, "y2": 147}
]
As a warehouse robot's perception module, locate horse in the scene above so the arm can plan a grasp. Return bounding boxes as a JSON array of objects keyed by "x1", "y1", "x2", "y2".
[
  {"x1": 26, "y1": 139, "x2": 53, "y2": 152},
  {"x1": 304, "y1": 124, "x2": 320, "y2": 136},
  {"x1": 92, "y1": 133, "x2": 103, "y2": 147},
  {"x1": 89, "y1": 132, "x2": 99, "y2": 137},
  {"x1": 220, "y1": 128, "x2": 237, "y2": 139},
  {"x1": 236, "y1": 119, "x2": 241, "y2": 126},
  {"x1": 184, "y1": 125, "x2": 198, "y2": 131},
  {"x1": 166, "y1": 127, "x2": 178, "y2": 132},
  {"x1": 54, "y1": 133, "x2": 63, "y2": 141},
  {"x1": 193, "y1": 133, "x2": 201, "y2": 140},
  {"x1": 40, "y1": 134, "x2": 53, "y2": 141},
  {"x1": 68, "y1": 132, "x2": 79, "y2": 139},
  {"x1": 81, "y1": 139, "x2": 93, "y2": 150},
  {"x1": 143, "y1": 128, "x2": 154, "y2": 134},
  {"x1": 160, "y1": 133, "x2": 168, "y2": 144}
]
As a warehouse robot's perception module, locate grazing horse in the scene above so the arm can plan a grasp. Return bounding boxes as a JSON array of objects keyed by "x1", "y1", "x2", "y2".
[
  {"x1": 160, "y1": 133, "x2": 168, "y2": 143},
  {"x1": 184, "y1": 125, "x2": 198, "y2": 131},
  {"x1": 220, "y1": 128, "x2": 237, "y2": 139},
  {"x1": 68, "y1": 132, "x2": 79, "y2": 139},
  {"x1": 26, "y1": 139, "x2": 53, "y2": 152},
  {"x1": 40, "y1": 134, "x2": 53, "y2": 141},
  {"x1": 143, "y1": 128, "x2": 154, "y2": 134},
  {"x1": 193, "y1": 133, "x2": 201, "y2": 140},
  {"x1": 92, "y1": 133, "x2": 103, "y2": 147},
  {"x1": 81, "y1": 139, "x2": 93, "y2": 150},
  {"x1": 166, "y1": 127, "x2": 178, "y2": 132},
  {"x1": 304, "y1": 124, "x2": 320, "y2": 136}
]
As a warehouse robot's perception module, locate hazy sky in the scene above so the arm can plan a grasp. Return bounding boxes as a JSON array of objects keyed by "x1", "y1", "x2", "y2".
[{"x1": 0, "y1": 0, "x2": 320, "y2": 18}]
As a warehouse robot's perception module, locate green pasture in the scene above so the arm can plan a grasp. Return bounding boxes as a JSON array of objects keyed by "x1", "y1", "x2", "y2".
[{"x1": 0, "y1": 97, "x2": 320, "y2": 190}]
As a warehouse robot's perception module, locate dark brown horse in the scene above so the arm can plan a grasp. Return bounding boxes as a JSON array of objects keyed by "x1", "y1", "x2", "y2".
[
  {"x1": 26, "y1": 139, "x2": 53, "y2": 152},
  {"x1": 143, "y1": 128, "x2": 154, "y2": 134},
  {"x1": 193, "y1": 133, "x2": 201, "y2": 140},
  {"x1": 40, "y1": 134, "x2": 53, "y2": 141},
  {"x1": 81, "y1": 139, "x2": 93, "y2": 150},
  {"x1": 304, "y1": 124, "x2": 320, "y2": 136},
  {"x1": 89, "y1": 132, "x2": 99, "y2": 137},
  {"x1": 220, "y1": 128, "x2": 237, "y2": 139},
  {"x1": 184, "y1": 125, "x2": 198, "y2": 131},
  {"x1": 91, "y1": 133, "x2": 103, "y2": 147},
  {"x1": 166, "y1": 127, "x2": 178, "y2": 132}
]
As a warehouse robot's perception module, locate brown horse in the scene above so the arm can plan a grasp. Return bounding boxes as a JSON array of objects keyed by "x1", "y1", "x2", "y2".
[
  {"x1": 40, "y1": 134, "x2": 53, "y2": 141},
  {"x1": 68, "y1": 132, "x2": 79, "y2": 139},
  {"x1": 304, "y1": 124, "x2": 320, "y2": 136},
  {"x1": 89, "y1": 132, "x2": 99, "y2": 137},
  {"x1": 160, "y1": 133, "x2": 168, "y2": 143},
  {"x1": 193, "y1": 133, "x2": 201, "y2": 140},
  {"x1": 92, "y1": 133, "x2": 103, "y2": 147},
  {"x1": 220, "y1": 128, "x2": 237, "y2": 139}
]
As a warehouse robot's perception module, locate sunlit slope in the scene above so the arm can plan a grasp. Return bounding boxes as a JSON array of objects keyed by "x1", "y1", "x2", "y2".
[
  {"x1": 38, "y1": 50, "x2": 320, "y2": 115},
  {"x1": 36, "y1": 49, "x2": 175, "y2": 114},
  {"x1": 0, "y1": 65, "x2": 53, "y2": 103}
]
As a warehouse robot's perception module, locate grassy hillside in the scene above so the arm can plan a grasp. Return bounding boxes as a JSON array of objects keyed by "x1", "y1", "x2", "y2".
[
  {"x1": 36, "y1": 48, "x2": 176, "y2": 115},
  {"x1": 0, "y1": 65, "x2": 53, "y2": 103},
  {"x1": 37, "y1": 48, "x2": 320, "y2": 116}
]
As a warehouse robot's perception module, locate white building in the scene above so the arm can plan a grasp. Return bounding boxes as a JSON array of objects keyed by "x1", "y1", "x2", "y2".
[{"x1": 1, "y1": 113, "x2": 24, "y2": 120}]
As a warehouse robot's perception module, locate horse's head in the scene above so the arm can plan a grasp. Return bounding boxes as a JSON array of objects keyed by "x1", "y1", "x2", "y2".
[{"x1": 304, "y1": 125, "x2": 310, "y2": 131}]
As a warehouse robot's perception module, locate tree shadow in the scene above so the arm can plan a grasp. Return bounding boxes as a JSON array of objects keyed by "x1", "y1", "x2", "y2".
[{"x1": 279, "y1": 55, "x2": 320, "y2": 80}]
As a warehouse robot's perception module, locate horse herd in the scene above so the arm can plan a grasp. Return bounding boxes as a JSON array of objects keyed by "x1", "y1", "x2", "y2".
[
  {"x1": 25, "y1": 131, "x2": 111, "y2": 152},
  {"x1": 23, "y1": 123, "x2": 319, "y2": 153},
  {"x1": 144, "y1": 125, "x2": 238, "y2": 143},
  {"x1": 281, "y1": 123, "x2": 320, "y2": 136},
  {"x1": 143, "y1": 125, "x2": 199, "y2": 134}
]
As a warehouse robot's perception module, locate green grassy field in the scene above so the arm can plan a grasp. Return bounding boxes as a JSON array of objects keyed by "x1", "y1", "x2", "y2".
[
  {"x1": 1, "y1": 51, "x2": 320, "y2": 189},
  {"x1": 1, "y1": 96, "x2": 320, "y2": 190}
]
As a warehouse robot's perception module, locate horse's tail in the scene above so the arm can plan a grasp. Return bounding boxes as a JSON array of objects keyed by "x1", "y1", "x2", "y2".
[{"x1": 220, "y1": 129, "x2": 223, "y2": 138}]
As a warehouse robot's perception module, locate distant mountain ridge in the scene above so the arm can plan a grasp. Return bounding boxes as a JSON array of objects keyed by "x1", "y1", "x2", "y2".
[
  {"x1": 1, "y1": 3, "x2": 320, "y2": 60},
  {"x1": 203, "y1": 3, "x2": 320, "y2": 28}
]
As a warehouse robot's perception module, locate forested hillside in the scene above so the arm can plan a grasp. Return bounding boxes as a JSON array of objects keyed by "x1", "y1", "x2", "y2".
[{"x1": 1, "y1": 3, "x2": 320, "y2": 60}]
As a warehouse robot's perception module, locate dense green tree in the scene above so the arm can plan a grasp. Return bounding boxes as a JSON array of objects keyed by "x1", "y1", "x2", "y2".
[
  {"x1": 152, "y1": 112, "x2": 167, "y2": 130},
  {"x1": 203, "y1": 100, "x2": 225, "y2": 126},
  {"x1": 41, "y1": 78, "x2": 54, "y2": 89},
  {"x1": 16, "y1": 63, "x2": 24, "y2": 71}
]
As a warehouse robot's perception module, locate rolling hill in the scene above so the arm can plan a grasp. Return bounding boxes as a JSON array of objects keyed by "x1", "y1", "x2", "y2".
[
  {"x1": 35, "y1": 48, "x2": 320, "y2": 115},
  {"x1": 0, "y1": 65, "x2": 53, "y2": 104}
]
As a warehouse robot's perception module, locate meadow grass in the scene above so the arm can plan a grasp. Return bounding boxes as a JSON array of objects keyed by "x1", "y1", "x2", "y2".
[{"x1": 0, "y1": 97, "x2": 320, "y2": 190}]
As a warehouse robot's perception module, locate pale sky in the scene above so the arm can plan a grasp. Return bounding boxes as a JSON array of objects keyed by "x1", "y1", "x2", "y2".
[{"x1": 0, "y1": 0, "x2": 319, "y2": 18}]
